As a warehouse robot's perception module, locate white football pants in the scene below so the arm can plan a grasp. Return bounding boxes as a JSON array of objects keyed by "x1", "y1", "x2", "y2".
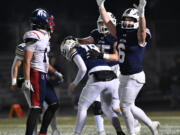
[
  {"x1": 74, "y1": 75, "x2": 118, "y2": 134},
  {"x1": 119, "y1": 71, "x2": 153, "y2": 134}
]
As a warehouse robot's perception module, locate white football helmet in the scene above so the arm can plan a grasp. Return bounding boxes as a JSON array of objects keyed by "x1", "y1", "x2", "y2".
[
  {"x1": 121, "y1": 8, "x2": 139, "y2": 29},
  {"x1": 60, "y1": 36, "x2": 77, "y2": 60},
  {"x1": 97, "y1": 12, "x2": 116, "y2": 34}
]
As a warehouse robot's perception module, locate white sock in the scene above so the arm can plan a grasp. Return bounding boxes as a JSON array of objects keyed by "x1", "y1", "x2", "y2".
[
  {"x1": 121, "y1": 106, "x2": 135, "y2": 134},
  {"x1": 94, "y1": 115, "x2": 105, "y2": 132},
  {"x1": 74, "y1": 108, "x2": 88, "y2": 134}
]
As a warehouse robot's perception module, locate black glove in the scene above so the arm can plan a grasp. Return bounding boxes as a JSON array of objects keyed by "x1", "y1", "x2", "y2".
[{"x1": 87, "y1": 49, "x2": 103, "y2": 59}]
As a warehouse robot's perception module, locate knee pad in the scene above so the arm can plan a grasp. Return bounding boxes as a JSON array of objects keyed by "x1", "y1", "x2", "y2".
[
  {"x1": 31, "y1": 107, "x2": 42, "y2": 114},
  {"x1": 92, "y1": 101, "x2": 103, "y2": 115},
  {"x1": 48, "y1": 103, "x2": 59, "y2": 112}
]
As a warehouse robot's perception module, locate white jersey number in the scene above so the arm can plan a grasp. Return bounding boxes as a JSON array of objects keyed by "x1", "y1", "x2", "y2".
[
  {"x1": 99, "y1": 44, "x2": 111, "y2": 53},
  {"x1": 117, "y1": 43, "x2": 125, "y2": 63},
  {"x1": 80, "y1": 44, "x2": 100, "y2": 52}
]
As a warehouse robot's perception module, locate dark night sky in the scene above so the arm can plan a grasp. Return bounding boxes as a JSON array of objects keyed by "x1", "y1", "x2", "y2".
[
  {"x1": 0, "y1": 0, "x2": 179, "y2": 52},
  {"x1": 0, "y1": 0, "x2": 179, "y2": 22}
]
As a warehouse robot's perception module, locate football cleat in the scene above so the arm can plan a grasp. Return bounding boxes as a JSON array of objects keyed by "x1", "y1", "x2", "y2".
[
  {"x1": 150, "y1": 121, "x2": 160, "y2": 135},
  {"x1": 117, "y1": 131, "x2": 126, "y2": 135},
  {"x1": 97, "y1": 130, "x2": 106, "y2": 135}
]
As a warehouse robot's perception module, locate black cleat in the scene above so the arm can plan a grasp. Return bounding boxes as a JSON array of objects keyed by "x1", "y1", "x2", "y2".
[{"x1": 117, "y1": 131, "x2": 126, "y2": 135}]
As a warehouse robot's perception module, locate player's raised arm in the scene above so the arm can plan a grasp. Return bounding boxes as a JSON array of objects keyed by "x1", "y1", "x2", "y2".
[
  {"x1": 96, "y1": 0, "x2": 117, "y2": 38},
  {"x1": 134, "y1": 0, "x2": 147, "y2": 46},
  {"x1": 77, "y1": 36, "x2": 94, "y2": 44}
]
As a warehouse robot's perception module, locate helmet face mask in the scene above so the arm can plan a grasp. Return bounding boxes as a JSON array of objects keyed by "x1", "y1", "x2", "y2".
[
  {"x1": 121, "y1": 8, "x2": 139, "y2": 29},
  {"x1": 60, "y1": 36, "x2": 77, "y2": 60},
  {"x1": 97, "y1": 12, "x2": 116, "y2": 34},
  {"x1": 30, "y1": 8, "x2": 55, "y2": 33}
]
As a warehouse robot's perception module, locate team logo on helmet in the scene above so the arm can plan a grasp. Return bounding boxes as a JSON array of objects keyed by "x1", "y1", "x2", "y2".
[{"x1": 36, "y1": 9, "x2": 47, "y2": 17}]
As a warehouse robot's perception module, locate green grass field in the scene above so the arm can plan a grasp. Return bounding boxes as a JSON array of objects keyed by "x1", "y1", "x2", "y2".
[{"x1": 0, "y1": 111, "x2": 180, "y2": 135}]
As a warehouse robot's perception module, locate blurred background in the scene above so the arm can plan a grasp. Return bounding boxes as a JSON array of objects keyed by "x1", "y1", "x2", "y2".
[{"x1": 0, "y1": 0, "x2": 180, "y2": 117}]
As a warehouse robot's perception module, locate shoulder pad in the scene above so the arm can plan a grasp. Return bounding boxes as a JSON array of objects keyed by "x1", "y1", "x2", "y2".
[
  {"x1": 15, "y1": 43, "x2": 26, "y2": 57},
  {"x1": 23, "y1": 30, "x2": 40, "y2": 42},
  {"x1": 91, "y1": 29, "x2": 98, "y2": 33}
]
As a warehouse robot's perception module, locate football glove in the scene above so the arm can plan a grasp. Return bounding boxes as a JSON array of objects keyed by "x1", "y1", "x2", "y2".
[
  {"x1": 87, "y1": 50, "x2": 103, "y2": 59},
  {"x1": 54, "y1": 71, "x2": 64, "y2": 83},
  {"x1": 96, "y1": 0, "x2": 105, "y2": 8},
  {"x1": 133, "y1": 0, "x2": 147, "y2": 17},
  {"x1": 22, "y1": 80, "x2": 34, "y2": 92}
]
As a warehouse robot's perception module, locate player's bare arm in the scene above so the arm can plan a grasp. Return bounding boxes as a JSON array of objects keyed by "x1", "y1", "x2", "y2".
[
  {"x1": 10, "y1": 57, "x2": 22, "y2": 91},
  {"x1": 87, "y1": 41, "x2": 118, "y2": 61},
  {"x1": 77, "y1": 36, "x2": 94, "y2": 44},
  {"x1": 97, "y1": 0, "x2": 117, "y2": 38},
  {"x1": 134, "y1": 0, "x2": 147, "y2": 46}
]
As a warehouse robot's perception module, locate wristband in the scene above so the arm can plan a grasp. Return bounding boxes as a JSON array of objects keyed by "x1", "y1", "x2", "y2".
[
  {"x1": 103, "y1": 54, "x2": 110, "y2": 60},
  {"x1": 12, "y1": 78, "x2": 17, "y2": 85}
]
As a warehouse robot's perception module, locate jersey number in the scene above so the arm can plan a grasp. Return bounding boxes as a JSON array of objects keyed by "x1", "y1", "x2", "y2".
[
  {"x1": 43, "y1": 48, "x2": 47, "y2": 63},
  {"x1": 117, "y1": 43, "x2": 125, "y2": 63},
  {"x1": 81, "y1": 44, "x2": 100, "y2": 52}
]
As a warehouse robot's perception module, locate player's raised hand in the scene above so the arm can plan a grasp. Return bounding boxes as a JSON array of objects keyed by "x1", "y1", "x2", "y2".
[
  {"x1": 22, "y1": 80, "x2": 34, "y2": 92},
  {"x1": 96, "y1": 0, "x2": 105, "y2": 8},
  {"x1": 133, "y1": 0, "x2": 147, "y2": 17}
]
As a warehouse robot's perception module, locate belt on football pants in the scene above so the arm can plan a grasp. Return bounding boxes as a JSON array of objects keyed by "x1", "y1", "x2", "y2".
[{"x1": 89, "y1": 70, "x2": 117, "y2": 82}]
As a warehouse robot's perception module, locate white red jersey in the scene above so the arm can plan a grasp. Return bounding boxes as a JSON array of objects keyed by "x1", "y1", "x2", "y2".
[{"x1": 23, "y1": 29, "x2": 50, "y2": 73}]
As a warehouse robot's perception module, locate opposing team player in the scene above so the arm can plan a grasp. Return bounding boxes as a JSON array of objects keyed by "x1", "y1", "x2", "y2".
[
  {"x1": 77, "y1": 13, "x2": 141, "y2": 135},
  {"x1": 22, "y1": 8, "x2": 61, "y2": 135},
  {"x1": 10, "y1": 43, "x2": 63, "y2": 135},
  {"x1": 60, "y1": 36, "x2": 126, "y2": 135},
  {"x1": 90, "y1": 0, "x2": 160, "y2": 134}
]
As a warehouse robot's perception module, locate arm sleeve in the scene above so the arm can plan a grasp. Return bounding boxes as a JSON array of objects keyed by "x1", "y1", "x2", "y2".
[{"x1": 72, "y1": 54, "x2": 87, "y2": 86}]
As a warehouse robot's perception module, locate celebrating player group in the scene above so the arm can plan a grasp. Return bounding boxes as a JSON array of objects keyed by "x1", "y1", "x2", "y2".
[{"x1": 10, "y1": 0, "x2": 160, "y2": 135}]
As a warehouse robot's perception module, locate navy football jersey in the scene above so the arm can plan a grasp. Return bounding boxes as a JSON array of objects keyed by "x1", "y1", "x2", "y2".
[
  {"x1": 70, "y1": 44, "x2": 109, "y2": 73},
  {"x1": 90, "y1": 29, "x2": 118, "y2": 66},
  {"x1": 116, "y1": 23, "x2": 151, "y2": 75}
]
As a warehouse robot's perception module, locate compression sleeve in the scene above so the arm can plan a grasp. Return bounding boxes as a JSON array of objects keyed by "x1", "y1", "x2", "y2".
[{"x1": 72, "y1": 54, "x2": 87, "y2": 85}]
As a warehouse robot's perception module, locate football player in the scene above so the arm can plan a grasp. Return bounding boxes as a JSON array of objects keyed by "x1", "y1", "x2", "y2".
[
  {"x1": 60, "y1": 36, "x2": 126, "y2": 135},
  {"x1": 77, "y1": 13, "x2": 141, "y2": 135},
  {"x1": 10, "y1": 43, "x2": 63, "y2": 135},
  {"x1": 91, "y1": 0, "x2": 161, "y2": 135},
  {"x1": 22, "y1": 8, "x2": 62, "y2": 135}
]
